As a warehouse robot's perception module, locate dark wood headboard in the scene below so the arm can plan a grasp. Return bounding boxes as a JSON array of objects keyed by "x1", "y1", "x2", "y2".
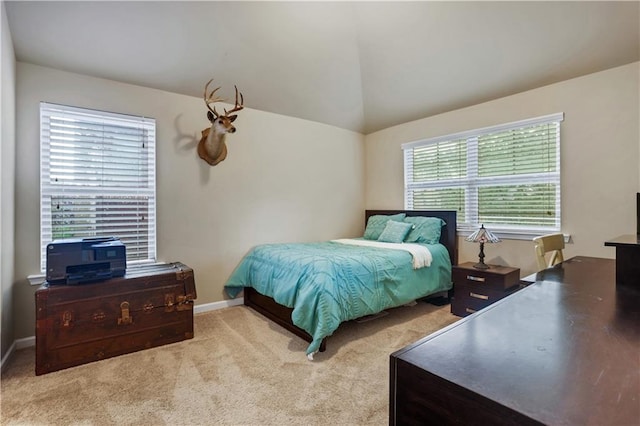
[{"x1": 365, "y1": 210, "x2": 458, "y2": 266}]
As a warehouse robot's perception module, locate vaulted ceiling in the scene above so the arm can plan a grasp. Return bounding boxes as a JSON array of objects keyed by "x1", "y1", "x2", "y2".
[{"x1": 5, "y1": 1, "x2": 640, "y2": 134}]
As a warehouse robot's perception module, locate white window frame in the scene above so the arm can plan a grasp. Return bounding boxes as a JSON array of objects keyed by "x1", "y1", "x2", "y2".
[
  {"x1": 39, "y1": 102, "x2": 157, "y2": 272},
  {"x1": 403, "y1": 113, "x2": 564, "y2": 240}
]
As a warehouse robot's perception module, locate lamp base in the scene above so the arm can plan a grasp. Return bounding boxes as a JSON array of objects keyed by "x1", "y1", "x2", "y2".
[
  {"x1": 473, "y1": 262, "x2": 490, "y2": 270},
  {"x1": 474, "y1": 242, "x2": 490, "y2": 269}
]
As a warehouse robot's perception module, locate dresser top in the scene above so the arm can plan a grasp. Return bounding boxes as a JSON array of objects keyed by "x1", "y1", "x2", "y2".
[{"x1": 604, "y1": 234, "x2": 640, "y2": 247}]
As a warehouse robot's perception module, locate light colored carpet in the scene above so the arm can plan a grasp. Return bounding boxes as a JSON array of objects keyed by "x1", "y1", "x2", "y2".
[{"x1": 1, "y1": 302, "x2": 459, "y2": 425}]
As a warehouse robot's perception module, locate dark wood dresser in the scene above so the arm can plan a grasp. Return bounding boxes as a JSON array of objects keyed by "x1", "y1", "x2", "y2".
[{"x1": 390, "y1": 257, "x2": 639, "y2": 425}]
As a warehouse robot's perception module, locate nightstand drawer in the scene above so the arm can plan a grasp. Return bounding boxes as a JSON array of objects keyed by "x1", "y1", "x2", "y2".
[
  {"x1": 452, "y1": 264, "x2": 520, "y2": 290},
  {"x1": 451, "y1": 301, "x2": 485, "y2": 317},
  {"x1": 451, "y1": 282, "x2": 519, "y2": 316}
]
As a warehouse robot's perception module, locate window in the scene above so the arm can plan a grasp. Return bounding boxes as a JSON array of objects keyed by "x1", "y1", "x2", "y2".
[
  {"x1": 403, "y1": 113, "x2": 563, "y2": 239},
  {"x1": 40, "y1": 102, "x2": 156, "y2": 271}
]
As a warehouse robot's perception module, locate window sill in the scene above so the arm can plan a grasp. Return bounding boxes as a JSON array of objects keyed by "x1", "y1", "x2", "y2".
[
  {"x1": 458, "y1": 230, "x2": 570, "y2": 243},
  {"x1": 28, "y1": 274, "x2": 46, "y2": 286}
]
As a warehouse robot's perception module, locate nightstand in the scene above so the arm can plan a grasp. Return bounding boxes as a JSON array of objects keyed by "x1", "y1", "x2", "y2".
[{"x1": 451, "y1": 262, "x2": 521, "y2": 317}]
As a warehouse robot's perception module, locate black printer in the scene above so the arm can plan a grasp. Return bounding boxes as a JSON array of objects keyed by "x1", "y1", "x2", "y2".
[{"x1": 46, "y1": 237, "x2": 126, "y2": 285}]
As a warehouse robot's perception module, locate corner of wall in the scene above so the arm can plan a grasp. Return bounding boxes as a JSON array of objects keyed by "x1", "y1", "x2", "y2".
[{"x1": 1, "y1": 0, "x2": 18, "y2": 362}]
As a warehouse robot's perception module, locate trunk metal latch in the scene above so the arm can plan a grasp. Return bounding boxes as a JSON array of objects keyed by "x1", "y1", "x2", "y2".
[{"x1": 118, "y1": 301, "x2": 133, "y2": 325}]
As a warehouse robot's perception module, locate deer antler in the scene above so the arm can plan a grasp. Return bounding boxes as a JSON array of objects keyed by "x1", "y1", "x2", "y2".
[
  {"x1": 204, "y1": 79, "x2": 225, "y2": 119},
  {"x1": 224, "y1": 85, "x2": 244, "y2": 116},
  {"x1": 198, "y1": 79, "x2": 244, "y2": 166}
]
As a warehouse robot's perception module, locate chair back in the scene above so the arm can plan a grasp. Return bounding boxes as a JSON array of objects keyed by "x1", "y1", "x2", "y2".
[{"x1": 533, "y1": 233, "x2": 565, "y2": 271}]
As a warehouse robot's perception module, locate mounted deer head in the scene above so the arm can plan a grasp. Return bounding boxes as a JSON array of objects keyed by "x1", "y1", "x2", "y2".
[{"x1": 197, "y1": 78, "x2": 244, "y2": 166}]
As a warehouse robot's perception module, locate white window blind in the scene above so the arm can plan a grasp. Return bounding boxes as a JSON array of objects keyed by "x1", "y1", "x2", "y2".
[
  {"x1": 40, "y1": 102, "x2": 157, "y2": 271},
  {"x1": 403, "y1": 113, "x2": 563, "y2": 238}
]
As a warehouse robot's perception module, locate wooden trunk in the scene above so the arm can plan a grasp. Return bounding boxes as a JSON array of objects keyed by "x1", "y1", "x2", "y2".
[{"x1": 35, "y1": 262, "x2": 197, "y2": 375}]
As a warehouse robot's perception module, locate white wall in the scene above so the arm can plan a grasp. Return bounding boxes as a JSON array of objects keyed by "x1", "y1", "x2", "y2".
[
  {"x1": 365, "y1": 62, "x2": 640, "y2": 277},
  {"x1": 1, "y1": 0, "x2": 17, "y2": 362},
  {"x1": 13, "y1": 63, "x2": 365, "y2": 339},
  {"x1": 8, "y1": 60, "x2": 639, "y2": 341}
]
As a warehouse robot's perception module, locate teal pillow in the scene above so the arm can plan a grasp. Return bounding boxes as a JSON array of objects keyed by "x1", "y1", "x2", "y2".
[
  {"x1": 403, "y1": 216, "x2": 445, "y2": 244},
  {"x1": 363, "y1": 213, "x2": 406, "y2": 240},
  {"x1": 378, "y1": 220, "x2": 414, "y2": 243}
]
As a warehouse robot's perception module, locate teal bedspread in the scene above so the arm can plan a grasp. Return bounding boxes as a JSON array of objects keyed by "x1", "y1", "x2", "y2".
[{"x1": 224, "y1": 241, "x2": 452, "y2": 356}]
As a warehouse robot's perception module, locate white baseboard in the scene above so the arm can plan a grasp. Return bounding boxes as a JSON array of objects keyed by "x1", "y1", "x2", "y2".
[
  {"x1": 15, "y1": 336, "x2": 36, "y2": 349},
  {"x1": 194, "y1": 298, "x2": 243, "y2": 314},
  {"x1": 0, "y1": 299, "x2": 243, "y2": 372},
  {"x1": 0, "y1": 341, "x2": 17, "y2": 372},
  {"x1": 1, "y1": 336, "x2": 35, "y2": 372}
]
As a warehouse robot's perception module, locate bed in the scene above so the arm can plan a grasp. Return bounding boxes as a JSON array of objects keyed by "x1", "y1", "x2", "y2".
[{"x1": 224, "y1": 210, "x2": 458, "y2": 358}]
